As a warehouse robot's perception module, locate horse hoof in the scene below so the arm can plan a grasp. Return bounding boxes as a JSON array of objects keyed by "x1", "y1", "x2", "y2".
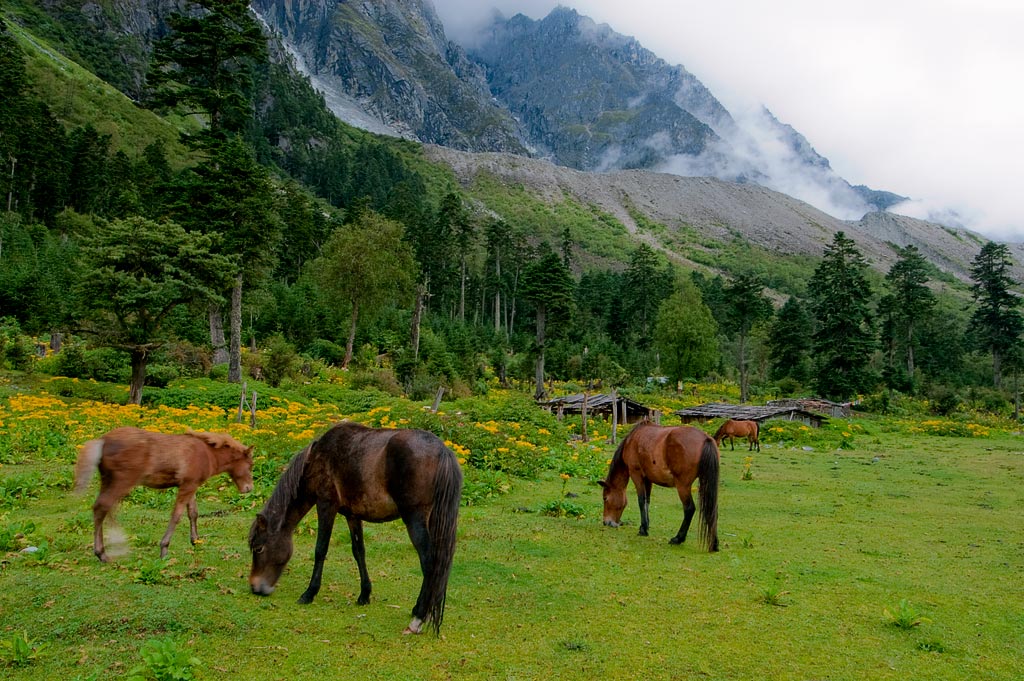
[
  {"x1": 637, "y1": 529, "x2": 648, "y2": 537},
  {"x1": 669, "y1": 537, "x2": 683, "y2": 545},
  {"x1": 297, "y1": 594, "x2": 314, "y2": 605},
  {"x1": 95, "y1": 552, "x2": 109, "y2": 563},
  {"x1": 356, "y1": 596, "x2": 370, "y2": 606}
]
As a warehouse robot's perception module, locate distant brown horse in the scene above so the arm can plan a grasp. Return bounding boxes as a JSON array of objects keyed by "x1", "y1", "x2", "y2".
[
  {"x1": 74, "y1": 427, "x2": 254, "y2": 562},
  {"x1": 248, "y1": 422, "x2": 463, "y2": 636},
  {"x1": 714, "y1": 419, "x2": 760, "y2": 452},
  {"x1": 599, "y1": 423, "x2": 719, "y2": 551}
]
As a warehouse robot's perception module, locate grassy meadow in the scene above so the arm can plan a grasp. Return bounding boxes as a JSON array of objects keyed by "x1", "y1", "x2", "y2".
[{"x1": 0, "y1": 375, "x2": 1022, "y2": 680}]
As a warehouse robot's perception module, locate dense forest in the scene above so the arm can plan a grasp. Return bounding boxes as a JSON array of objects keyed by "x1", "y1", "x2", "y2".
[{"x1": 0, "y1": 1, "x2": 1021, "y2": 418}]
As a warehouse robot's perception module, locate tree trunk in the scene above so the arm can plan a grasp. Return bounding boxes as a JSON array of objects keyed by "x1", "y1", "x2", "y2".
[
  {"x1": 533, "y1": 304, "x2": 547, "y2": 401},
  {"x1": 228, "y1": 274, "x2": 243, "y2": 383},
  {"x1": 738, "y1": 332, "x2": 749, "y2": 403},
  {"x1": 993, "y1": 348, "x2": 1002, "y2": 389},
  {"x1": 459, "y1": 256, "x2": 467, "y2": 322},
  {"x1": 209, "y1": 303, "x2": 228, "y2": 365},
  {"x1": 343, "y1": 299, "x2": 360, "y2": 369},
  {"x1": 411, "y1": 283, "x2": 426, "y2": 360},
  {"x1": 129, "y1": 348, "x2": 148, "y2": 405},
  {"x1": 493, "y1": 245, "x2": 502, "y2": 333},
  {"x1": 906, "y1": 322, "x2": 915, "y2": 378}
]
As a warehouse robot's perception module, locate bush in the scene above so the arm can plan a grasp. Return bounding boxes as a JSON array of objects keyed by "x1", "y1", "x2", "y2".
[
  {"x1": 927, "y1": 385, "x2": 961, "y2": 416},
  {"x1": 261, "y1": 335, "x2": 300, "y2": 388},
  {"x1": 306, "y1": 339, "x2": 346, "y2": 366},
  {"x1": 0, "y1": 317, "x2": 36, "y2": 371},
  {"x1": 348, "y1": 367, "x2": 403, "y2": 396},
  {"x1": 144, "y1": 364, "x2": 179, "y2": 388}
]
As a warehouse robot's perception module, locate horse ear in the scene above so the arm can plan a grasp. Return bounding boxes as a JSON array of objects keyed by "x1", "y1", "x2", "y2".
[
  {"x1": 245, "y1": 445, "x2": 255, "y2": 458},
  {"x1": 597, "y1": 480, "x2": 608, "y2": 489},
  {"x1": 255, "y1": 513, "x2": 268, "y2": 531}
]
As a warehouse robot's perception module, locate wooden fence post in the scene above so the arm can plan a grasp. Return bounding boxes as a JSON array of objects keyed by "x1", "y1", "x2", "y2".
[
  {"x1": 610, "y1": 389, "x2": 618, "y2": 444},
  {"x1": 581, "y1": 392, "x2": 589, "y2": 443}
]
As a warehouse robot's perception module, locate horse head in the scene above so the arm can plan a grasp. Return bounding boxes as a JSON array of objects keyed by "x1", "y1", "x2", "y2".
[
  {"x1": 229, "y1": 445, "x2": 255, "y2": 494},
  {"x1": 598, "y1": 479, "x2": 626, "y2": 527},
  {"x1": 248, "y1": 512, "x2": 292, "y2": 596}
]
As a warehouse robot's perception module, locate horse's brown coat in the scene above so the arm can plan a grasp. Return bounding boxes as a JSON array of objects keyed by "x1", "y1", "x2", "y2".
[
  {"x1": 713, "y1": 419, "x2": 760, "y2": 451},
  {"x1": 74, "y1": 427, "x2": 254, "y2": 561},
  {"x1": 600, "y1": 423, "x2": 719, "y2": 551}
]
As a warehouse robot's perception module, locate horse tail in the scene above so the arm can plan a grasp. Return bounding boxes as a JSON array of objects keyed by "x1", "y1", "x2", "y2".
[
  {"x1": 74, "y1": 438, "x2": 104, "y2": 494},
  {"x1": 424, "y1": 444, "x2": 464, "y2": 635},
  {"x1": 697, "y1": 437, "x2": 720, "y2": 552},
  {"x1": 753, "y1": 421, "x2": 761, "y2": 450}
]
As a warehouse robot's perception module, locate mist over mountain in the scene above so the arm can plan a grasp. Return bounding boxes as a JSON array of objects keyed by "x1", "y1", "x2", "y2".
[{"x1": 253, "y1": 1, "x2": 906, "y2": 220}]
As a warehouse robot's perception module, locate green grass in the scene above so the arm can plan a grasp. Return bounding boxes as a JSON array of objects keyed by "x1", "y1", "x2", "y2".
[{"x1": 2, "y1": 419, "x2": 1023, "y2": 679}]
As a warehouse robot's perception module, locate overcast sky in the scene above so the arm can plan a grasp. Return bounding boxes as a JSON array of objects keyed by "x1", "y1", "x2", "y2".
[{"x1": 431, "y1": 0, "x2": 1024, "y2": 242}]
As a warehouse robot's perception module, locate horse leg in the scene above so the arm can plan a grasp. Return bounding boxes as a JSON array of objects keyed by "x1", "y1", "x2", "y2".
[
  {"x1": 91, "y1": 487, "x2": 120, "y2": 562},
  {"x1": 159, "y1": 487, "x2": 196, "y2": 558},
  {"x1": 347, "y1": 517, "x2": 373, "y2": 606},
  {"x1": 635, "y1": 478, "x2": 653, "y2": 536},
  {"x1": 669, "y1": 489, "x2": 697, "y2": 545},
  {"x1": 402, "y1": 510, "x2": 432, "y2": 635},
  {"x1": 187, "y1": 496, "x2": 200, "y2": 545},
  {"x1": 298, "y1": 501, "x2": 337, "y2": 605}
]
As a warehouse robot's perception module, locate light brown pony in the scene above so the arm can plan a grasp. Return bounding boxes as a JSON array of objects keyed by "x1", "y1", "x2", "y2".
[
  {"x1": 74, "y1": 427, "x2": 254, "y2": 561},
  {"x1": 713, "y1": 419, "x2": 760, "y2": 452},
  {"x1": 599, "y1": 423, "x2": 719, "y2": 551}
]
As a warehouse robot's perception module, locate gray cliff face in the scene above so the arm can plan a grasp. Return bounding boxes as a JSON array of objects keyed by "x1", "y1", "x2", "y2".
[
  {"x1": 251, "y1": 0, "x2": 527, "y2": 153},
  {"x1": 469, "y1": 7, "x2": 727, "y2": 170}
]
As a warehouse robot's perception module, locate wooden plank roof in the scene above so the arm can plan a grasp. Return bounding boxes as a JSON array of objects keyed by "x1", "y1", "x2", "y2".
[
  {"x1": 673, "y1": 402, "x2": 828, "y2": 424},
  {"x1": 540, "y1": 393, "x2": 650, "y2": 414}
]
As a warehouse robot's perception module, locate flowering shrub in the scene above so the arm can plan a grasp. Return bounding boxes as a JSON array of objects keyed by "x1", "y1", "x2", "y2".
[{"x1": 907, "y1": 420, "x2": 991, "y2": 438}]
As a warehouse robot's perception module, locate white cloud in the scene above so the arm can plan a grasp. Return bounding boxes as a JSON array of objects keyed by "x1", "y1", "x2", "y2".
[{"x1": 432, "y1": 0, "x2": 1024, "y2": 242}]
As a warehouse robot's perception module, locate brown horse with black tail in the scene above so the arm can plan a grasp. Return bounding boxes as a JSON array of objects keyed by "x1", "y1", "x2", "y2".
[
  {"x1": 714, "y1": 419, "x2": 761, "y2": 451},
  {"x1": 599, "y1": 423, "x2": 719, "y2": 551},
  {"x1": 247, "y1": 422, "x2": 462, "y2": 636}
]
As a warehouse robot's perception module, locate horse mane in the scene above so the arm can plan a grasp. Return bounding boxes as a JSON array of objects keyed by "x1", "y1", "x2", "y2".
[
  {"x1": 712, "y1": 422, "x2": 727, "y2": 440},
  {"x1": 186, "y1": 429, "x2": 248, "y2": 452},
  {"x1": 260, "y1": 446, "x2": 310, "y2": 531}
]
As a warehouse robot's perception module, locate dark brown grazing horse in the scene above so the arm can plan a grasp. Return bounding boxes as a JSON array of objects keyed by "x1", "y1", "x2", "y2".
[
  {"x1": 248, "y1": 422, "x2": 463, "y2": 636},
  {"x1": 599, "y1": 423, "x2": 719, "y2": 551},
  {"x1": 714, "y1": 419, "x2": 761, "y2": 452},
  {"x1": 74, "y1": 427, "x2": 254, "y2": 561}
]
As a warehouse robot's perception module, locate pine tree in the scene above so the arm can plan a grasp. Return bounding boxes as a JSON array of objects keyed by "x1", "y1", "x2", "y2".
[
  {"x1": 624, "y1": 243, "x2": 671, "y2": 348},
  {"x1": 76, "y1": 217, "x2": 233, "y2": 404},
  {"x1": 807, "y1": 231, "x2": 877, "y2": 400},
  {"x1": 883, "y1": 245, "x2": 935, "y2": 383},
  {"x1": 148, "y1": 0, "x2": 266, "y2": 148},
  {"x1": 723, "y1": 273, "x2": 773, "y2": 402},
  {"x1": 767, "y1": 297, "x2": 812, "y2": 384},
  {"x1": 521, "y1": 245, "x2": 575, "y2": 400},
  {"x1": 969, "y1": 242, "x2": 1023, "y2": 388}
]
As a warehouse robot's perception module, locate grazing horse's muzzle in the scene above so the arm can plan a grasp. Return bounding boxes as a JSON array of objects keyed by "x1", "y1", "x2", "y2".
[
  {"x1": 603, "y1": 520, "x2": 621, "y2": 528},
  {"x1": 249, "y1": 577, "x2": 275, "y2": 596}
]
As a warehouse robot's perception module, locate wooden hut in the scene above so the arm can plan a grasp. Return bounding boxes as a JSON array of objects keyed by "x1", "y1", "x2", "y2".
[
  {"x1": 766, "y1": 398, "x2": 851, "y2": 418},
  {"x1": 540, "y1": 393, "x2": 655, "y2": 425},
  {"x1": 674, "y1": 402, "x2": 827, "y2": 428}
]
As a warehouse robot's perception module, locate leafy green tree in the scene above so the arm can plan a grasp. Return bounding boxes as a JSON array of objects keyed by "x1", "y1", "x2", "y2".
[
  {"x1": 653, "y1": 277, "x2": 719, "y2": 389},
  {"x1": 969, "y1": 241, "x2": 1023, "y2": 388},
  {"x1": 883, "y1": 245, "x2": 935, "y2": 383},
  {"x1": 807, "y1": 232, "x2": 876, "y2": 400},
  {"x1": 723, "y1": 273, "x2": 773, "y2": 402},
  {"x1": 76, "y1": 216, "x2": 232, "y2": 404},
  {"x1": 148, "y1": 0, "x2": 266, "y2": 147},
  {"x1": 520, "y1": 245, "x2": 576, "y2": 400},
  {"x1": 312, "y1": 210, "x2": 417, "y2": 369}
]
